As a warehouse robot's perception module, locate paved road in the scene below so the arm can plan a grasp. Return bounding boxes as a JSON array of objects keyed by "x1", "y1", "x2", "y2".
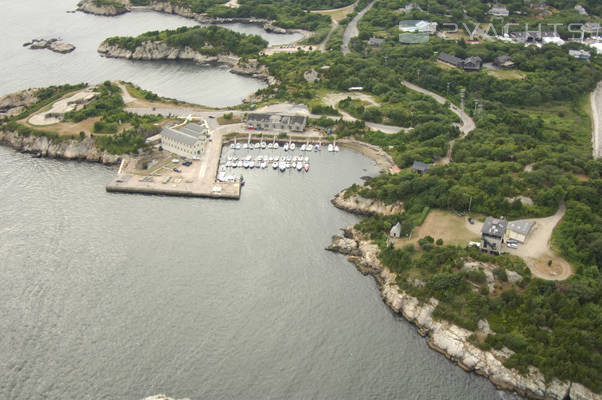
[
  {"x1": 341, "y1": 0, "x2": 375, "y2": 54},
  {"x1": 591, "y1": 81, "x2": 602, "y2": 160},
  {"x1": 401, "y1": 80, "x2": 476, "y2": 164}
]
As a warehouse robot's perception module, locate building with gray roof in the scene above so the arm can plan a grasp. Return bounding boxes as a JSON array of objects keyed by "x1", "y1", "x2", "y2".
[
  {"x1": 160, "y1": 122, "x2": 209, "y2": 159},
  {"x1": 507, "y1": 220, "x2": 535, "y2": 243},
  {"x1": 390, "y1": 222, "x2": 402, "y2": 238},
  {"x1": 481, "y1": 217, "x2": 508, "y2": 255},
  {"x1": 411, "y1": 160, "x2": 432, "y2": 174},
  {"x1": 247, "y1": 113, "x2": 307, "y2": 132}
]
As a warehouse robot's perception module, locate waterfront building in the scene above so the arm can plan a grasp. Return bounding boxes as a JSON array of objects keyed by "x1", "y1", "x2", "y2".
[
  {"x1": 160, "y1": 122, "x2": 209, "y2": 159},
  {"x1": 246, "y1": 113, "x2": 307, "y2": 132}
]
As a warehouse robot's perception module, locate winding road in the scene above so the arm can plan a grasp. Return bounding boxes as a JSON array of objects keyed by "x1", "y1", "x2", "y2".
[
  {"x1": 591, "y1": 81, "x2": 602, "y2": 160},
  {"x1": 341, "y1": 0, "x2": 375, "y2": 54},
  {"x1": 401, "y1": 80, "x2": 476, "y2": 164}
]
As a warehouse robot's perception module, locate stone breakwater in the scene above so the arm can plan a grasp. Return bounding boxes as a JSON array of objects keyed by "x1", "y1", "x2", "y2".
[
  {"x1": 77, "y1": 0, "x2": 287, "y2": 33},
  {"x1": 24, "y1": 38, "x2": 76, "y2": 54},
  {"x1": 331, "y1": 189, "x2": 404, "y2": 216},
  {"x1": 97, "y1": 41, "x2": 276, "y2": 84},
  {"x1": 0, "y1": 130, "x2": 120, "y2": 165},
  {"x1": 326, "y1": 227, "x2": 599, "y2": 400}
]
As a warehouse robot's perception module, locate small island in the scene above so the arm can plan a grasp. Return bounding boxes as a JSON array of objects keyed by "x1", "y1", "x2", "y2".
[{"x1": 23, "y1": 38, "x2": 76, "y2": 54}]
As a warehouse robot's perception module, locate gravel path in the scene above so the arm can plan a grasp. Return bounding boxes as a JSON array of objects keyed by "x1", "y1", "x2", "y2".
[
  {"x1": 341, "y1": 0, "x2": 375, "y2": 54},
  {"x1": 591, "y1": 81, "x2": 602, "y2": 160}
]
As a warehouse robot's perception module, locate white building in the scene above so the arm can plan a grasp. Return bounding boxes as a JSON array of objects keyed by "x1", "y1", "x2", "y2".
[
  {"x1": 160, "y1": 122, "x2": 209, "y2": 159},
  {"x1": 489, "y1": 5, "x2": 509, "y2": 17},
  {"x1": 399, "y1": 20, "x2": 437, "y2": 34},
  {"x1": 569, "y1": 49, "x2": 591, "y2": 60},
  {"x1": 507, "y1": 220, "x2": 535, "y2": 243}
]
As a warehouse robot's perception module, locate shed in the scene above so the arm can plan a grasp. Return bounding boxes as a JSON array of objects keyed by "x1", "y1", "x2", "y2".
[
  {"x1": 438, "y1": 52, "x2": 463, "y2": 67},
  {"x1": 411, "y1": 160, "x2": 431, "y2": 174},
  {"x1": 463, "y1": 56, "x2": 482, "y2": 71},
  {"x1": 480, "y1": 217, "x2": 508, "y2": 255},
  {"x1": 507, "y1": 220, "x2": 535, "y2": 243},
  {"x1": 493, "y1": 55, "x2": 515, "y2": 68},
  {"x1": 390, "y1": 222, "x2": 402, "y2": 238}
]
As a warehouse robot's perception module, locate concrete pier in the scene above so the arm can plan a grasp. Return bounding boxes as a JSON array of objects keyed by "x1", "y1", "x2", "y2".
[{"x1": 106, "y1": 121, "x2": 242, "y2": 199}]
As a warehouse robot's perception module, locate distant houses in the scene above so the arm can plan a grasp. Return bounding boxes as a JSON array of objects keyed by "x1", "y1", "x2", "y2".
[
  {"x1": 390, "y1": 222, "x2": 402, "y2": 238},
  {"x1": 437, "y1": 52, "x2": 482, "y2": 71},
  {"x1": 569, "y1": 49, "x2": 591, "y2": 61},
  {"x1": 399, "y1": 20, "x2": 438, "y2": 34},
  {"x1": 400, "y1": 2, "x2": 422, "y2": 13},
  {"x1": 368, "y1": 37, "x2": 385, "y2": 47},
  {"x1": 493, "y1": 55, "x2": 515, "y2": 68},
  {"x1": 480, "y1": 217, "x2": 508, "y2": 255},
  {"x1": 160, "y1": 122, "x2": 209, "y2": 159},
  {"x1": 411, "y1": 160, "x2": 431, "y2": 174},
  {"x1": 246, "y1": 113, "x2": 307, "y2": 132},
  {"x1": 488, "y1": 4, "x2": 509, "y2": 17},
  {"x1": 574, "y1": 5, "x2": 587, "y2": 15}
]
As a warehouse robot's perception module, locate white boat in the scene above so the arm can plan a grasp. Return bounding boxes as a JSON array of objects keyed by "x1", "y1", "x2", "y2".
[
  {"x1": 274, "y1": 142, "x2": 279, "y2": 149},
  {"x1": 268, "y1": 156, "x2": 273, "y2": 161},
  {"x1": 261, "y1": 161, "x2": 267, "y2": 169},
  {"x1": 334, "y1": 145, "x2": 340, "y2": 152},
  {"x1": 300, "y1": 144, "x2": 306, "y2": 151},
  {"x1": 249, "y1": 161, "x2": 255, "y2": 168},
  {"x1": 290, "y1": 142, "x2": 296, "y2": 151},
  {"x1": 233, "y1": 155, "x2": 239, "y2": 161},
  {"x1": 237, "y1": 160, "x2": 243, "y2": 168},
  {"x1": 227, "y1": 155, "x2": 233, "y2": 161},
  {"x1": 261, "y1": 142, "x2": 266, "y2": 149},
  {"x1": 225, "y1": 161, "x2": 231, "y2": 167},
  {"x1": 283, "y1": 143, "x2": 289, "y2": 151},
  {"x1": 304, "y1": 163, "x2": 310, "y2": 172},
  {"x1": 245, "y1": 154, "x2": 252, "y2": 161},
  {"x1": 243, "y1": 143, "x2": 248, "y2": 149},
  {"x1": 267, "y1": 143, "x2": 273, "y2": 149},
  {"x1": 255, "y1": 143, "x2": 261, "y2": 149},
  {"x1": 314, "y1": 144, "x2": 320, "y2": 151},
  {"x1": 279, "y1": 162, "x2": 286, "y2": 172},
  {"x1": 236, "y1": 143, "x2": 241, "y2": 150},
  {"x1": 230, "y1": 143, "x2": 235, "y2": 149},
  {"x1": 296, "y1": 162, "x2": 303, "y2": 171},
  {"x1": 272, "y1": 162, "x2": 278, "y2": 169},
  {"x1": 286, "y1": 162, "x2": 291, "y2": 169},
  {"x1": 328, "y1": 144, "x2": 334, "y2": 152},
  {"x1": 244, "y1": 160, "x2": 250, "y2": 168}
]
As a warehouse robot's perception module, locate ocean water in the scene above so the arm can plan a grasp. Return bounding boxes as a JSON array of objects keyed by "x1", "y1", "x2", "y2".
[
  {"x1": 0, "y1": 146, "x2": 518, "y2": 400},
  {"x1": 0, "y1": 0, "x2": 301, "y2": 106}
]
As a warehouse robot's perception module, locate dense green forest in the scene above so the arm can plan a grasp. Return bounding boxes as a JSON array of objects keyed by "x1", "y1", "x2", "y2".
[{"x1": 104, "y1": 25, "x2": 268, "y2": 57}]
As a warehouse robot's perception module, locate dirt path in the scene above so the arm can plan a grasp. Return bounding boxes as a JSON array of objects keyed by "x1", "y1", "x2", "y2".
[
  {"x1": 115, "y1": 81, "x2": 135, "y2": 104},
  {"x1": 466, "y1": 204, "x2": 573, "y2": 281},
  {"x1": 342, "y1": 0, "x2": 375, "y2": 54},
  {"x1": 590, "y1": 81, "x2": 602, "y2": 159},
  {"x1": 401, "y1": 80, "x2": 475, "y2": 165}
]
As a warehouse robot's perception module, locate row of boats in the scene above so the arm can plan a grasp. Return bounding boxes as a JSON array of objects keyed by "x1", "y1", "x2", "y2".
[
  {"x1": 229, "y1": 140, "x2": 340, "y2": 152},
  {"x1": 223, "y1": 154, "x2": 311, "y2": 172}
]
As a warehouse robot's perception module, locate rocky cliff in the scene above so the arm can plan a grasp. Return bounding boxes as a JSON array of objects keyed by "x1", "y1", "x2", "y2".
[
  {"x1": 0, "y1": 89, "x2": 37, "y2": 118},
  {"x1": 0, "y1": 130, "x2": 120, "y2": 165},
  {"x1": 98, "y1": 41, "x2": 275, "y2": 84},
  {"x1": 331, "y1": 190, "x2": 404, "y2": 216},
  {"x1": 326, "y1": 228, "x2": 600, "y2": 400},
  {"x1": 77, "y1": 0, "x2": 288, "y2": 33},
  {"x1": 77, "y1": 0, "x2": 129, "y2": 16}
]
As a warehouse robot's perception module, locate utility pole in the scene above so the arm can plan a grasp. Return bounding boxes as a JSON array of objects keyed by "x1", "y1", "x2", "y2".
[{"x1": 460, "y1": 89, "x2": 465, "y2": 111}]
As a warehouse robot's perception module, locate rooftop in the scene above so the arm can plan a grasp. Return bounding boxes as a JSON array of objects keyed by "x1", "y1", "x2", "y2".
[
  {"x1": 160, "y1": 122, "x2": 208, "y2": 147},
  {"x1": 508, "y1": 220, "x2": 535, "y2": 236},
  {"x1": 481, "y1": 217, "x2": 508, "y2": 238}
]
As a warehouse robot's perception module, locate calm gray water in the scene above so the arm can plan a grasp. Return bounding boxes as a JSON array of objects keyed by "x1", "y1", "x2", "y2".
[
  {"x1": 0, "y1": 0, "x2": 302, "y2": 106},
  {"x1": 0, "y1": 146, "x2": 516, "y2": 400}
]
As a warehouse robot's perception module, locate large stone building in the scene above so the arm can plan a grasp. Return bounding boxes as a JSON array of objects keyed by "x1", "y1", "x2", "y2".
[
  {"x1": 481, "y1": 217, "x2": 508, "y2": 255},
  {"x1": 246, "y1": 113, "x2": 307, "y2": 132},
  {"x1": 160, "y1": 122, "x2": 209, "y2": 159}
]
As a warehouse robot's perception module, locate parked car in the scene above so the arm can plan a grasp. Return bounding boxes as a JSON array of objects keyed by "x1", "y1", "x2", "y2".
[
  {"x1": 182, "y1": 161, "x2": 192, "y2": 166},
  {"x1": 173, "y1": 167, "x2": 182, "y2": 173},
  {"x1": 209, "y1": 115, "x2": 215, "y2": 119},
  {"x1": 507, "y1": 243, "x2": 518, "y2": 249},
  {"x1": 468, "y1": 217, "x2": 474, "y2": 224}
]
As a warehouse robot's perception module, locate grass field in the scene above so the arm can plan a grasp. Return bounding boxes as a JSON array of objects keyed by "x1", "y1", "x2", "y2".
[{"x1": 486, "y1": 69, "x2": 526, "y2": 80}]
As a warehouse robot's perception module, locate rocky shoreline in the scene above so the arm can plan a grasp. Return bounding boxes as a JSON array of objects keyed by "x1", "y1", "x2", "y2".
[
  {"x1": 326, "y1": 223, "x2": 598, "y2": 399},
  {"x1": 0, "y1": 130, "x2": 120, "y2": 165},
  {"x1": 97, "y1": 41, "x2": 276, "y2": 84},
  {"x1": 77, "y1": 0, "x2": 289, "y2": 34},
  {"x1": 331, "y1": 189, "x2": 404, "y2": 216},
  {"x1": 326, "y1": 228, "x2": 597, "y2": 400}
]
